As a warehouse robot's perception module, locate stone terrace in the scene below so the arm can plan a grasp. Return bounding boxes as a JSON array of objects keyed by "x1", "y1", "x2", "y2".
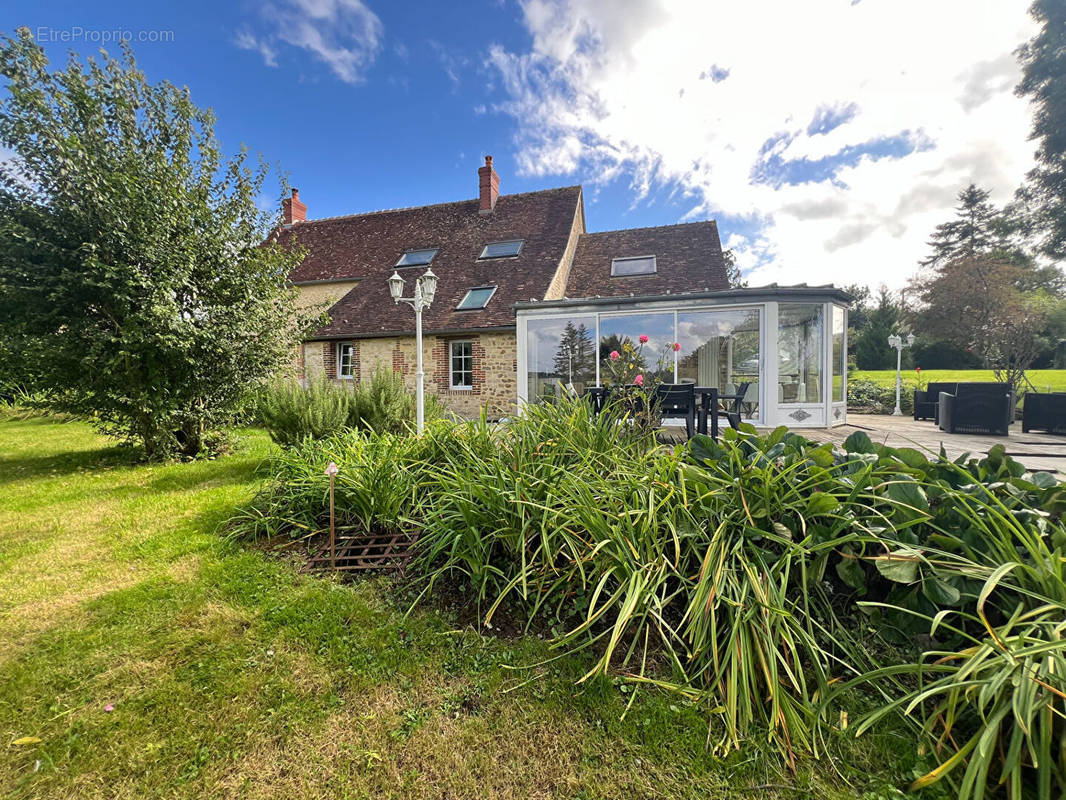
[{"x1": 799, "y1": 413, "x2": 1066, "y2": 473}]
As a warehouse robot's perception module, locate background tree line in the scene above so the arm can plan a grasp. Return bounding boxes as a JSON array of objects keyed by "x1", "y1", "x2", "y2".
[{"x1": 848, "y1": 1, "x2": 1066, "y2": 391}]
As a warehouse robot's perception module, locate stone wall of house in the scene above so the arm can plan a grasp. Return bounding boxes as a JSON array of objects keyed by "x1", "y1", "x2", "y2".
[
  {"x1": 293, "y1": 282, "x2": 360, "y2": 380},
  {"x1": 303, "y1": 341, "x2": 325, "y2": 380},
  {"x1": 304, "y1": 330, "x2": 517, "y2": 419},
  {"x1": 544, "y1": 195, "x2": 585, "y2": 301}
]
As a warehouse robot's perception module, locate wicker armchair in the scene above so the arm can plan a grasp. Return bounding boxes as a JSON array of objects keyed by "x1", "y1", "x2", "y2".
[
  {"x1": 1022, "y1": 392, "x2": 1066, "y2": 434},
  {"x1": 913, "y1": 382, "x2": 957, "y2": 421},
  {"x1": 938, "y1": 383, "x2": 1012, "y2": 436}
]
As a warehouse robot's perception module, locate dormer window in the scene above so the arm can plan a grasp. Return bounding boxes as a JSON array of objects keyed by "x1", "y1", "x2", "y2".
[
  {"x1": 456, "y1": 286, "x2": 497, "y2": 310},
  {"x1": 479, "y1": 240, "x2": 523, "y2": 259},
  {"x1": 611, "y1": 255, "x2": 657, "y2": 276},
  {"x1": 396, "y1": 248, "x2": 438, "y2": 267}
]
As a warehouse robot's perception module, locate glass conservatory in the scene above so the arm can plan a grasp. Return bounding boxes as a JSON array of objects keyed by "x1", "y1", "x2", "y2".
[{"x1": 514, "y1": 286, "x2": 850, "y2": 428}]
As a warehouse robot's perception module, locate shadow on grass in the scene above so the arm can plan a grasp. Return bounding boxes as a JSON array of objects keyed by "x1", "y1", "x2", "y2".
[
  {"x1": 0, "y1": 445, "x2": 140, "y2": 485},
  {"x1": 145, "y1": 458, "x2": 266, "y2": 495}
]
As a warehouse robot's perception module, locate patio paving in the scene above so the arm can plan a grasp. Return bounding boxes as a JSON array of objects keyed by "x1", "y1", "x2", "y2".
[{"x1": 797, "y1": 413, "x2": 1066, "y2": 473}]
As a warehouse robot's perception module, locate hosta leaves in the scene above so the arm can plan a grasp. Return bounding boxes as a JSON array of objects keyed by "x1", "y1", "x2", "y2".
[
  {"x1": 922, "y1": 577, "x2": 961, "y2": 606},
  {"x1": 844, "y1": 431, "x2": 875, "y2": 454},
  {"x1": 885, "y1": 478, "x2": 930, "y2": 517},
  {"x1": 835, "y1": 547, "x2": 866, "y2": 591},
  {"x1": 805, "y1": 492, "x2": 840, "y2": 516},
  {"x1": 874, "y1": 548, "x2": 922, "y2": 584}
]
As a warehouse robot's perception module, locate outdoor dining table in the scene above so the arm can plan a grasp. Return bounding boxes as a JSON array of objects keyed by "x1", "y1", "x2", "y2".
[{"x1": 694, "y1": 386, "x2": 745, "y2": 439}]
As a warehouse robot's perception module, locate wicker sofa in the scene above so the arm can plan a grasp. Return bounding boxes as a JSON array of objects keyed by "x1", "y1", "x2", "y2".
[
  {"x1": 1022, "y1": 392, "x2": 1066, "y2": 434},
  {"x1": 913, "y1": 382, "x2": 958, "y2": 421},
  {"x1": 938, "y1": 383, "x2": 1012, "y2": 436}
]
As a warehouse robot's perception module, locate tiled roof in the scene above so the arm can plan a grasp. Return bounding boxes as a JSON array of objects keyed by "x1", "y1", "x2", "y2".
[
  {"x1": 278, "y1": 186, "x2": 582, "y2": 337},
  {"x1": 564, "y1": 221, "x2": 729, "y2": 299}
]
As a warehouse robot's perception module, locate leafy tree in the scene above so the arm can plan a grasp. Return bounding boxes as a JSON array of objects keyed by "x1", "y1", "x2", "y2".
[
  {"x1": 917, "y1": 256, "x2": 1046, "y2": 391},
  {"x1": 552, "y1": 322, "x2": 595, "y2": 384},
  {"x1": 853, "y1": 286, "x2": 903, "y2": 370},
  {"x1": 0, "y1": 30, "x2": 318, "y2": 457},
  {"x1": 722, "y1": 249, "x2": 747, "y2": 288},
  {"x1": 1015, "y1": 0, "x2": 1066, "y2": 260}
]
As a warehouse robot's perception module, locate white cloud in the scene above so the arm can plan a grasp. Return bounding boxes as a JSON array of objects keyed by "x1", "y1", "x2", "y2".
[
  {"x1": 488, "y1": 0, "x2": 1039, "y2": 290},
  {"x1": 237, "y1": 0, "x2": 383, "y2": 84}
]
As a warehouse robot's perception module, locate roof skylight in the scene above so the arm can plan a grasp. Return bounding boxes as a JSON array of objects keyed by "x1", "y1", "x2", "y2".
[
  {"x1": 456, "y1": 286, "x2": 497, "y2": 310},
  {"x1": 611, "y1": 255, "x2": 657, "y2": 276},
  {"x1": 396, "y1": 248, "x2": 438, "y2": 267},
  {"x1": 479, "y1": 240, "x2": 524, "y2": 259}
]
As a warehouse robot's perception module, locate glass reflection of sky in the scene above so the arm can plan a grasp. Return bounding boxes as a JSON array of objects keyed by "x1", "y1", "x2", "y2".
[
  {"x1": 527, "y1": 316, "x2": 596, "y2": 374},
  {"x1": 677, "y1": 310, "x2": 759, "y2": 352},
  {"x1": 598, "y1": 313, "x2": 676, "y2": 377}
]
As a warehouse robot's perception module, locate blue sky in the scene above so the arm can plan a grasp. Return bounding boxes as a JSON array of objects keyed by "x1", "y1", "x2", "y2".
[
  {"x1": 7, "y1": 1, "x2": 575, "y2": 222},
  {"x1": 3, "y1": 0, "x2": 1041, "y2": 289}
]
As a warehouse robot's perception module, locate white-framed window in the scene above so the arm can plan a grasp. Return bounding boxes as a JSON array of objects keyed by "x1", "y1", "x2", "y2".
[
  {"x1": 456, "y1": 286, "x2": 497, "y2": 310},
  {"x1": 395, "y1": 248, "x2": 438, "y2": 267},
  {"x1": 337, "y1": 342, "x2": 356, "y2": 379},
  {"x1": 611, "y1": 255, "x2": 657, "y2": 276},
  {"x1": 479, "y1": 240, "x2": 523, "y2": 259},
  {"x1": 450, "y1": 340, "x2": 473, "y2": 390}
]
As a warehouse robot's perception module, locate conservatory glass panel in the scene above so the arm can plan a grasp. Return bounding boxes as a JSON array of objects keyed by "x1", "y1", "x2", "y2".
[
  {"x1": 598, "y1": 313, "x2": 676, "y2": 385},
  {"x1": 676, "y1": 308, "x2": 761, "y2": 419},
  {"x1": 525, "y1": 316, "x2": 597, "y2": 401},
  {"x1": 832, "y1": 306, "x2": 845, "y2": 402},
  {"x1": 778, "y1": 304, "x2": 824, "y2": 404}
]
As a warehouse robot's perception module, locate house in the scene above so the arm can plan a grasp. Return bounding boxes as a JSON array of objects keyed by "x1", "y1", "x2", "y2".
[{"x1": 279, "y1": 157, "x2": 851, "y2": 428}]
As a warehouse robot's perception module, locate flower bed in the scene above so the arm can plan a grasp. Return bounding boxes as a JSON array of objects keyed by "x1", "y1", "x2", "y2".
[{"x1": 232, "y1": 396, "x2": 1066, "y2": 797}]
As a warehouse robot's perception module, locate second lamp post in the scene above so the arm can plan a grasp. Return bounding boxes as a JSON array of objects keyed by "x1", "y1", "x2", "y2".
[
  {"x1": 887, "y1": 332, "x2": 915, "y2": 416},
  {"x1": 388, "y1": 267, "x2": 438, "y2": 434}
]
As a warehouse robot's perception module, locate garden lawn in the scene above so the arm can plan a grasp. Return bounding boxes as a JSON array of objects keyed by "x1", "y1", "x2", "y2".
[
  {"x1": 852, "y1": 368, "x2": 1066, "y2": 393},
  {"x1": 0, "y1": 418, "x2": 915, "y2": 800}
]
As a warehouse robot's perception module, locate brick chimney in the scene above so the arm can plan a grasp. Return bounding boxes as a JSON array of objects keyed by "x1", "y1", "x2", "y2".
[
  {"x1": 282, "y1": 188, "x2": 307, "y2": 225},
  {"x1": 478, "y1": 155, "x2": 499, "y2": 213}
]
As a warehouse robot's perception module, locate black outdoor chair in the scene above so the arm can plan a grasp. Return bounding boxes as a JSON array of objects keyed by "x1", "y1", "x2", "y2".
[
  {"x1": 913, "y1": 382, "x2": 958, "y2": 422},
  {"x1": 656, "y1": 383, "x2": 697, "y2": 439},
  {"x1": 938, "y1": 383, "x2": 1012, "y2": 436},
  {"x1": 1022, "y1": 392, "x2": 1066, "y2": 434},
  {"x1": 583, "y1": 386, "x2": 610, "y2": 414},
  {"x1": 697, "y1": 381, "x2": 751, "y2": 439}
]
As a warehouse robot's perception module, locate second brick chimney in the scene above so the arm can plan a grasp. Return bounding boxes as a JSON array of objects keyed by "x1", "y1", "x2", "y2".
[
  {"x1": 478, "y1": 156, "x2": 499, "y2": 213},
  {"x1": 282, "y1": 188, "x2": 307, "y2": 225}
]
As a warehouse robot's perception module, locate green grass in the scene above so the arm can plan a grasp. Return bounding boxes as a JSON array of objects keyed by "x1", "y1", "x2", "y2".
[
  {"x1": 0, "y1": 418, "x2": 918, "y2": 799},
  {"x1": 852, "y1": 369, "x2": 1066, "y2": 392}
]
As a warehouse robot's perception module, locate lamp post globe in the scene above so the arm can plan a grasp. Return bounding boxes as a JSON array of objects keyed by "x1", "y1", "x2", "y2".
[
  {"x1": 388, "y1": 271, "x2": 405, "y2": 302},
  {"x1": 888, "y1": 331, "x2": 914, "y2": 416},
  {"x1": 420, "y1": 268, "x2": 438, "y2": 306}
]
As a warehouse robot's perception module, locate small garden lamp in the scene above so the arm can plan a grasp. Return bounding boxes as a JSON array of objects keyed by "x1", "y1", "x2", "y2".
[
  {"x1": 887, "y1": 333, "x2": 916, "y2": 416},
  {"x1": 325, "y1": 461, "x2": 339, "y2": 568},
  {"x1": 388, "y1": 268, "x2": 438, "y2": 433}
]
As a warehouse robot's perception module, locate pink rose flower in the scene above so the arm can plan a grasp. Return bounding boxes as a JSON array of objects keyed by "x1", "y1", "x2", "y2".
[
  {"x1": 609, "y1": 350, "x2": 620, "y2": 360},
  {"x1": 638, "y1": 334, "x2": 649, "y2": 344},
  {"x1": 672, "y1": 342, "x2": 681, "y2": 351},
  {"x1": 634, "y1": 374, "x2": 644, "y2": 387}
]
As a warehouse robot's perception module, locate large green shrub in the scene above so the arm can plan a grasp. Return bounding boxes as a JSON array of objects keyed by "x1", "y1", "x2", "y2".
[
  {"x1": 258, "y1": 368, "x2": 448, "y2": 446},
  {"x1": 258, "y1": 376, "x2": 353, "y2": 447},
  {"x1": 347, "y1": 366, "x2": 447, "y2": 435}
]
